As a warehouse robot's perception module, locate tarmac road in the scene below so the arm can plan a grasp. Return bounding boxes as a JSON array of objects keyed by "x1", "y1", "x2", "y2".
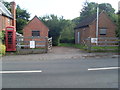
[{"x1": 2, "y1": 55, "x2": 118, "y2": 88}]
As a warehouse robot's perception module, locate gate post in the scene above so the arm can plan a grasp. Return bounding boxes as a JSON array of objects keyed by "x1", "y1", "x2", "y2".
[
  {"x1": 45, "y1": 37, "x2": 48, "y2": 53},
  {"x1": 88, "y1": 37, "x2": 91, "y2": 53}
]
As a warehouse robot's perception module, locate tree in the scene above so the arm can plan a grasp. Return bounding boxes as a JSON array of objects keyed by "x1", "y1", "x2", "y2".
[
  {"x1": 16, "y1": 5, "x2": 30, "y2": 34},
  {"x1": 60, "y1": 20, "x2": 75, "y2": 43},
  {"x1": 80, "y1": 2, "x2": 116, "y2": 21},
  {"x1": 3, "y1": 1, "x2": 30, "y2": 34},
  {"x1": 80, "y1": 2, "x2": 98, "y2": 20},
  {"x1": 40, "y1": 15, "x2": 67, "y2": 46}
]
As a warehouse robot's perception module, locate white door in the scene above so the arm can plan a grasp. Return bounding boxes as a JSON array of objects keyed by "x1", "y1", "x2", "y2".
[{"x1": 77, "y1": 32, "x2": 80, "y2": 44}]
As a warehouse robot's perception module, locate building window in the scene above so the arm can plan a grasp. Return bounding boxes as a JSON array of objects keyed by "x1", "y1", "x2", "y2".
[
  {"x1": 32, "y1": 31, "x2": 40, "y2": 37},
  {"x1": 99, "y1": 28, "x2": 107, "y2": 35},
  {"x1": 8, "y1": 19, "x2": 10, "y2": 24}
]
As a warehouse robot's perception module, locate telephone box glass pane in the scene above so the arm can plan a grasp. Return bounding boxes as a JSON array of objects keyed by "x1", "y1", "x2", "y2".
[{"x1": 8, "y1": 32, "x2": 13, "y2": 44}]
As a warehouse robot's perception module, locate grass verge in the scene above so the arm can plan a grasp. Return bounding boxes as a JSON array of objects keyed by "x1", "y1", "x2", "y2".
[{"x1": 59, "y1": 43, "x2": 119, "y2": 53}]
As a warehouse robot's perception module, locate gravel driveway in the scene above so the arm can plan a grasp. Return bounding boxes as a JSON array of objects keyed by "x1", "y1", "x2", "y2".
[{"x1": 2, "y1": 47, "x2": 118, "y2": 61}]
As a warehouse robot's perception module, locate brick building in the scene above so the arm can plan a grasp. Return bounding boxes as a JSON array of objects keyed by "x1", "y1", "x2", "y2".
[
  {"x1": 74, "y1": 11, "x2": 117, "y2": 44},
  {"x1": 23, "y1": 16, "x2": 49, "y2": 47},
  {"x1": 0, "y1": 1, "x2": 16, "y2": 31}
]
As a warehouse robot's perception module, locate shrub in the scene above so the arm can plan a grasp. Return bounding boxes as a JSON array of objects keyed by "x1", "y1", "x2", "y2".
[
  {"x1": 0, "y1": 44, "x2": 6, "y2": 55},
  {"x1": 60, "y1": 38, "x2": 75, "y2": 44},
  {"x1": 0, "y1": 31, "x2": 5, "y2": 44}
]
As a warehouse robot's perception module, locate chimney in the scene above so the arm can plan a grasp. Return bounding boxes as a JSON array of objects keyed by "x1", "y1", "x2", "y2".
[{"x1": 10, "y1": 1, "x2": 16, "y2": 29}]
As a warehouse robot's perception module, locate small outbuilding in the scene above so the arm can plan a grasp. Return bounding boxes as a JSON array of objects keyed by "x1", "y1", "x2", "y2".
[
  {"x1": 74, "y1": 11, "x2": 117, "y2": 44},
  {"x1": 23, "y1": 16, "x2": 49, "y2": 48},
  {"x1": 23, "y1": 16, "x2": 49, "y2": 38}
]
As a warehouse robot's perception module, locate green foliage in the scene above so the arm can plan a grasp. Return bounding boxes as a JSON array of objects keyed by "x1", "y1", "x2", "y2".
[
  {"x1": 0, "y1": 31, "x2": 5, "y2": 41},
  {"x1": 60, "y1": 20, "x2": 75, "y2": 44},
  {"x1": 59, "y1": 43, "x2": 86, "y2": 49},
  {"x1": 60, "y1": 38, "x2": 74, "y2": 44},
  {"x1": 80, "y1": 2, "x2": 98, "y2": 20},
  {"x1": 16, "y1": 5, "x2": 30, "y2": 34},
  {"x1": 0, "y1": 44, "x2": 6, "y2": 55},
  {"x1": 80, "y1": 2, "x2": 116, "y2": 21},
  {"x1": 3, "y1": 1, "x2": 11, "y2": 10},
  {"x1": 40, "y1": 15, "x2": 76, "y2": 46},
  {"x1": 72, "y1": 17, "x2": 81, "y2": 25},
  {"x1": 40, "y1": 15, "x2": 66, "y2": 46}
]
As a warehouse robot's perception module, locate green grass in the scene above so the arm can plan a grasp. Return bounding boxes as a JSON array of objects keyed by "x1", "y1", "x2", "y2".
[
  {"x1": 91, "y1": 46, "x2": 118, "y2": 50},
  {"x1": 59, "y1": 43, "x2": 119, "y2": 53},
  {"x1": 59, "y1": 43, "x2": 86, "y2": 49}
]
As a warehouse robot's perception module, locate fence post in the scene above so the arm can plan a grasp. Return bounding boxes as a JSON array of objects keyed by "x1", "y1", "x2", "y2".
[
  {"x1": 16, "y1": 37, "x2": 20, "y2": 54},
  {"x1": 88, "y1": 37, "x2": 91, "y2": 53},
  {"x1": 45, "y1": 37, "x2": 48, "y2": 53}
]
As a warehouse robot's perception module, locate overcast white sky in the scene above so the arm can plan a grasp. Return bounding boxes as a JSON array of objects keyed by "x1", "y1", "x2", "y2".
[{"x1": 5, "y1": 0, "x2": 119, "y2": 20}]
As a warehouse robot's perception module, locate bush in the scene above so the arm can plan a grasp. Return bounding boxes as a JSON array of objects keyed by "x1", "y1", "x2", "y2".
[
  {"x1": 60, "y1": 38, "x2": 75, "y2": 44},
  {"x1": 0, "y1": 44, "x2": 6, "y2": 55},
  {"x1": 0, "y1": 31, "x2": 5, "y2": 44}
]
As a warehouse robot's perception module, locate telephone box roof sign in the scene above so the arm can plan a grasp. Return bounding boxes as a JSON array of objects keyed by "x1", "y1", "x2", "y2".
[{"x1": 6, "y1": 26, "x2": 15, "y2": 31}]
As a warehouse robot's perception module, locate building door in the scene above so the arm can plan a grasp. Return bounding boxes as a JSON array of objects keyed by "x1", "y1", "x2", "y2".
[{"x1": 77, "y1": 32, "x2": 80, "y2": 44}]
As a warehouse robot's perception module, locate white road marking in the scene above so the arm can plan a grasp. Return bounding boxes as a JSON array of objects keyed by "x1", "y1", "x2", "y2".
[
  {"x1": 88, "y1": 67, "x2": 120, "y2": 71},
  {"x1": 0, "y1": 70, "x2": 42, "y2": 74}
]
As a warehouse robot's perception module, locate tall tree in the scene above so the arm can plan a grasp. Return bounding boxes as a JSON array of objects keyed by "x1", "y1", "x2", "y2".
[
  {"x1": 16, "y1": 5, "x2": 30, "y2": 34},
  {"x1": 60, "y1": 20, "x2": 75, "y2": 43},
  {"x1": 80, "y1": 2, "x2": 116, "y2": 21},
  {"x1": 40, "y1": 14, "x2": 66, "y2": 46}
]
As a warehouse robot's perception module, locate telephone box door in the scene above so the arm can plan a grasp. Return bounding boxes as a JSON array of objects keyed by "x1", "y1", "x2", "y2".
[{"x1": 5, "y1": 26, "x2": 16, "y2": 51}]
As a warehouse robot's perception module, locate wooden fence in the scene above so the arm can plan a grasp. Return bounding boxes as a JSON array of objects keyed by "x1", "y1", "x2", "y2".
[
  {"x1": 16, "y1": 37, "x2": 52, "y2": 54},
  {"x1": 85, "y1": 37, "x2": 119, "y2": 52}
]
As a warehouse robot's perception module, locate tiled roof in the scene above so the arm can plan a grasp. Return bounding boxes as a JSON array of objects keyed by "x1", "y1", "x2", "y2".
[
  {"x1": 0, "y1": 2, "x2": 13, "y2": 19},
  {"x1": 74, "y1": 13, "x2": 98, "y2": 29}
]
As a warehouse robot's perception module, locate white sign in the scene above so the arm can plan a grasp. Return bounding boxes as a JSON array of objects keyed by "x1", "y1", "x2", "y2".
[
  {"x1": 7, "y1": 28, "x2": 14, "y2": 30},
  {"x1": 91, "y1": 38, "x2": 98, "y2": 43},
  {"x1": 30, "y1": 41, "x2": 35, "y2": 48}
]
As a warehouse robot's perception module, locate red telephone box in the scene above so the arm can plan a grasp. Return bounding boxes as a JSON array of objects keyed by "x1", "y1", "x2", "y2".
[{"x1": 5, "y1": 26, "x2": 16, "y2": 51}]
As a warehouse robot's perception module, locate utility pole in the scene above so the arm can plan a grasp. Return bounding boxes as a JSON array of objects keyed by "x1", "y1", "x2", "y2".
[{"x1": 96, "y1": 6, "x2": 99, "y2": 45}]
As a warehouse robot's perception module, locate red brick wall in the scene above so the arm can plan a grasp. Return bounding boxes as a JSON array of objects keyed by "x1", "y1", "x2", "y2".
[
  {"x1": 0, "y1": 16, "x2": 12, "y2": 31},
  {"x1": 90, "y1": 12, "x2": 116, "y2": 38},
  {"x1": 75, "y1": 27, "x2": 90, "y2": 44},
  {"x1": 23, "y1": 16, "x2": 49, "y2": 47},
  {"x1": 23, "y1": 16, "x2": 48, "y2": 38}
]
